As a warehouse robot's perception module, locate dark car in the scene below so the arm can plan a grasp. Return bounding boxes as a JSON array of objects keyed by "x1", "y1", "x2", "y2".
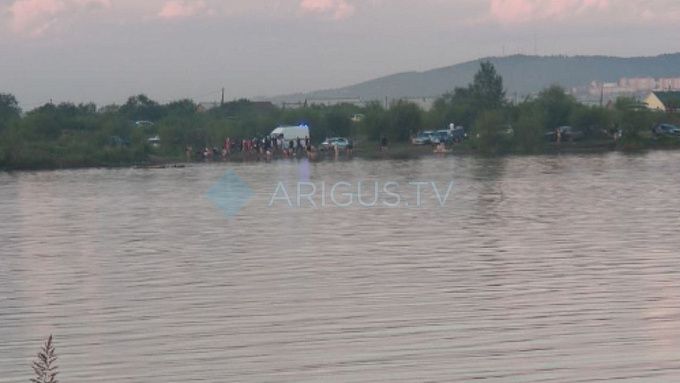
[
  {"x1": 449, "y1": 127, "x2": 467, "y2": 142},
  {"x1": 432, "y1": 130, "x2": 453, "y2": 144},
  {"x1": 107, "y1": 135, "x2": 130, "y2": 147},
  {"x1": 652, "y1": 123, "x2": 680, "y2": 137},
  {"x1": 545, "y1": 126, "x2": 585, "y2": 142}
]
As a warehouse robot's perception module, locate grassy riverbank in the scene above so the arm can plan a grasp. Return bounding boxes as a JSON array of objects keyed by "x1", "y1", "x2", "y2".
[{"x1": 4, "y1": 136, "x2": 680, "y2": 172}]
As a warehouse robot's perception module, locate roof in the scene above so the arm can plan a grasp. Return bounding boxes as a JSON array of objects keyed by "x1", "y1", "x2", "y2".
[
  {"x1": 270, "y1": 125, "x2": 310, "y2": 135},
  {"x1": 197, "y1": 102, "x2": 220, "y2": 111},
  {"x1": 651, "y1": 91, "x2": 680, "y2": 108}
]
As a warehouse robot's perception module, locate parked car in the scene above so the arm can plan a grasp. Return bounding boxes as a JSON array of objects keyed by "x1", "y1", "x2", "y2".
[
  {"x1": 134, "y1": 120, "x2": 154, "y2": 128},
  {"x1": 473, "y1": 125, "x2": 514, "y2": 140},
  {"x1": 412, "y1": 131, "x2": 436, "y2": 145},
  {"x1": 545, "y1": 126, "x2": 585, "y2": 142},
  {"x1": 501, "y1": 124, "x2": 514, "y2": 136},
  {"x1": 320, "y1": 137, "x2": 351, "y2": 151},
  {"x1": 147, "y1": 135, "x2": 161, "y2": 148},
  {"x1": 107, "y1": 135, "x2": 130, "y2": 147},
  {"x1": 449, "y1": 127, "x2": 467, "y2": 142},
  {"x1": 652, "y1": 123, "x2": 680, "y2": 137},
  {"x1": 431, "y1": 130, "x2": 453, "y2": 144}
]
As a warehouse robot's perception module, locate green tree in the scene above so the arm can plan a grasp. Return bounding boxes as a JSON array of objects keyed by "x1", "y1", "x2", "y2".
[
  {"x1": 323, "y1": 108, "x2": 352, "y2": 138},
  {"x1": 470, "y1": 61, "x2": 506, "y2": 110},
  {"x1": 165, "y1": 99, "x2": 197, "y2": 117},
  {"x1": 120, "y1": 94, "x2": 164, "y2": 121},
  {"x1": 387, "y1": 100, "x2": 422, "y2": 142},
  {"x1": 473, "y1": 110, "x2": 508, "y2": 154},
  {"x1": 535, "y1": 85, "x2": 577, "y2": 130},
  {"x1": 614, "y1": 96, "x2": 640, "y2": 111},
  {"x1": 618, "y1": 108, "x2": 653, "y2": 148},
  {"x1": 429, "y1": 62, "x2": 505, "y2": 131},
  {"x1": 569, "y1": 105, "x2": 613, "y2": 139},
  {"x1": 360, "y1": 102, "x2": 389, "y2": 141},
  {"x1": 0, "y1": 93, "x2": 21, "y2": 132},
  {"x1": 430, "y1": 88, "x2": 476, "y2": 130},
  {"x1": 512, "y1": 104, "x2": 545, "y2": 153}
]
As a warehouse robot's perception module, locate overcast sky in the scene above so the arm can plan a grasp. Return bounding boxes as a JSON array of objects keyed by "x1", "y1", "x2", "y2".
[{"x1": 2, "y1": 0, "x2": 680, "y2": 108}]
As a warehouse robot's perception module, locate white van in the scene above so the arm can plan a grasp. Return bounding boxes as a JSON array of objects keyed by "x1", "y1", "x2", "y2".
[{"x1": 270, "y1": 125, "x2": 310, "y2": 141}]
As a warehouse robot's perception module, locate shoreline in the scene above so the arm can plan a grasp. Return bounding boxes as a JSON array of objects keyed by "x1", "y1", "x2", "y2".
[{"x1": 3, "y1": 140, "x2": 680, "y2": 173}]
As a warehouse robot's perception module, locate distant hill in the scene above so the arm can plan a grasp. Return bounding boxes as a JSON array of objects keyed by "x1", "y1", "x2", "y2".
[{"x1": 269, "y1": 53, "x2": 680, "y2": 102}]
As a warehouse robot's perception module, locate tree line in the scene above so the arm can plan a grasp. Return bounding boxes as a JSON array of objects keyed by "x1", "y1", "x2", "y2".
[{"x1": 1, "y1": 62, "x2": 678, "y2": 169}]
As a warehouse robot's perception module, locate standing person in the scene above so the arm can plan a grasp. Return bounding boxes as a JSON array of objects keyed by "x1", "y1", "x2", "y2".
[
  {"x1": 185, "y1": 145, "x2": 193, "y2": 162},
  {"x1": 307, "y1": 146, "x2": 317, "y2": 160},
  {"x1": 556, "y1": 127, "x2": 562, "y2": 144},
  {"x1": 380, "y1": 135, "x2": 389, "y2": 151}
]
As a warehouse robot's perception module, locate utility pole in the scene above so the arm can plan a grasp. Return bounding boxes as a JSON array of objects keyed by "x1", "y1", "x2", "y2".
[{"x1": 221, "y1": 87, "x2": 225, "y2": 106}]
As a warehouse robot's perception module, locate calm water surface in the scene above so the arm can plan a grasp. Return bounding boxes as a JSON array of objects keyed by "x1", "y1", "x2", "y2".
[{"x1": 2, "y1": 152, "x2": 680, "y2": 382}]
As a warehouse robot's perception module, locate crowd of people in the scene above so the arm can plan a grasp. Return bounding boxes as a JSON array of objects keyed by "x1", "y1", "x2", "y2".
[{"x1": 184, "y1": 135, "x2": 324, "y2": 161}]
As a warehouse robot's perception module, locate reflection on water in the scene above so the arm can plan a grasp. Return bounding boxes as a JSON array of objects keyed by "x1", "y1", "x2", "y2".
[{"x1": 2, "y1": 152, "x2": 680, "y2": 382}]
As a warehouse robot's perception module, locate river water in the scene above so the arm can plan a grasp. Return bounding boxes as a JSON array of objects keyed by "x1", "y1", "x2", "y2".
[{"x1": 2, "y1": 152, "x2": 680, "y2": 382}]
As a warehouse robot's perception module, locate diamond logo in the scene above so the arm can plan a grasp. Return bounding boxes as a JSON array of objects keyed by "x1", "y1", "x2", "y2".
[{"x1": 206, "y1": 171, "x2": 254, "y2": 219}]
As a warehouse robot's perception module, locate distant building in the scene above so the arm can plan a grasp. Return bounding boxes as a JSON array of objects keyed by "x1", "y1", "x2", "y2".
[
  {"x1": 658, "y1": 78, "x2": 680, "y2": 90},
  {"x1": 619, "y1": 77, "x2": 657, "y2": 91},
  {"x1": 574, "y1": 76, "x2": 680, "y2": 105},
  {"x1": 402, "y1": 97, "x2": 435, "y2": 111},
  {"x1": 644, "y1": 91, "x2": 680, "y2": 112},
  {"x1": 197, "y1": 102, "x2": 220, "y2": 113}
]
